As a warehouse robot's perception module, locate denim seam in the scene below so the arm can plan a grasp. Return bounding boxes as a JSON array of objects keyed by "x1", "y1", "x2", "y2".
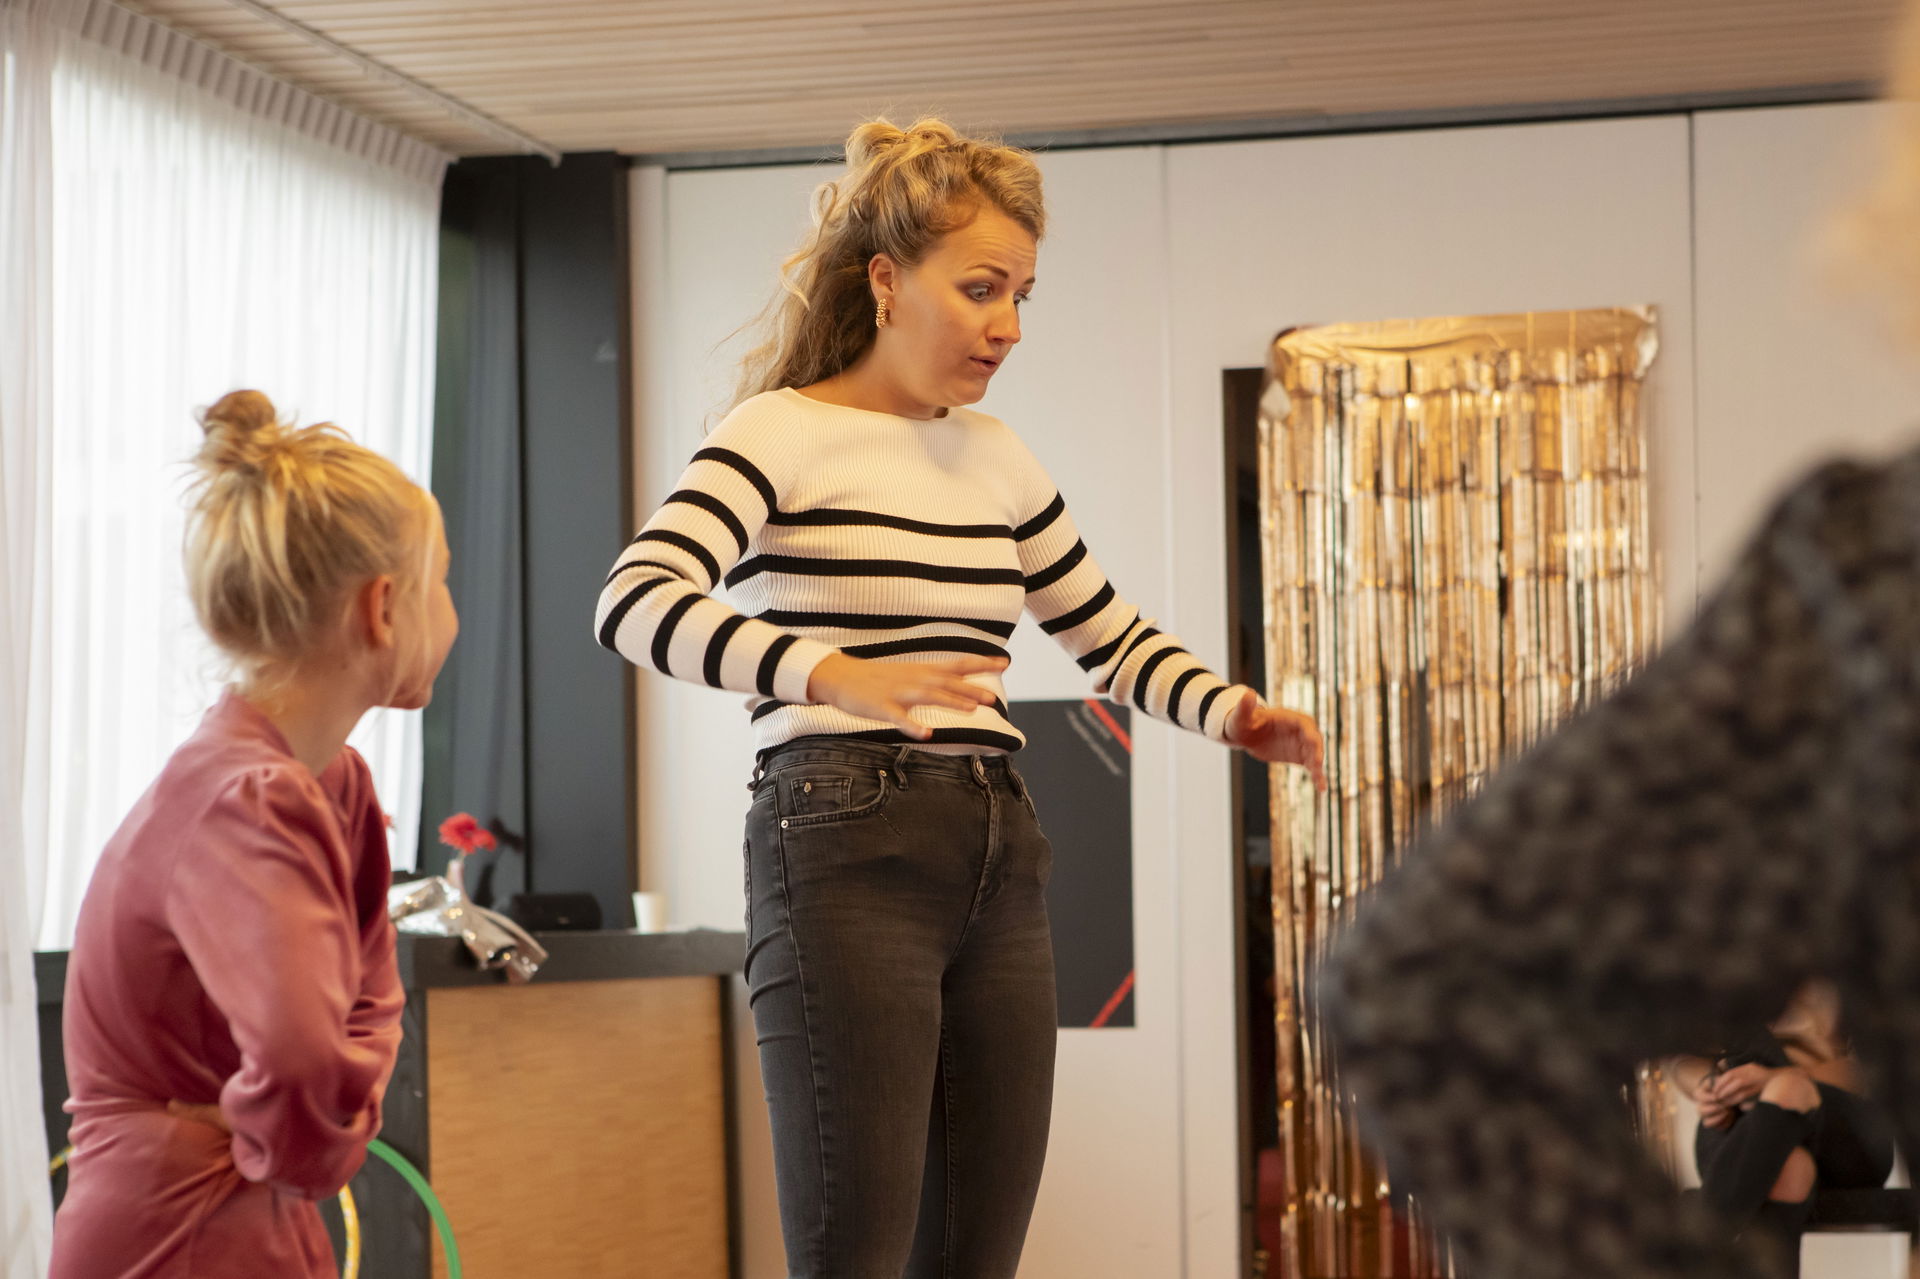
[
  {"x1": 947, "y1": 777, "x2": 999, "y2": 964},
  {"x1": 773, "y1": 815, "x2": 833, "y2": 1269},
  {"x1": 940, "y1": 1022, "x2": 959, "y2": 1279},
  {"x1": 1007, "y1": 764, "x2": 1036, "y2": 819},
  {"x1": 742, "y1": 838, "x2": 753, "y2": 953}
]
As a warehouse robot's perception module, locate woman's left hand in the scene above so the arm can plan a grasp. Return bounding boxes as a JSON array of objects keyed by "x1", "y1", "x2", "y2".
[
  {"x1": 1225, "y1": 692, "x2": 1326, "y2": 789},
  {"x1": 1708, "y1": 1063, "x2": 1776, "y2": 1107}
]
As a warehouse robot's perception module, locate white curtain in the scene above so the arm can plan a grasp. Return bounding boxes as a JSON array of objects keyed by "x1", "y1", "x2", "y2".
[
  {"x1": 0, "y1": 3, "x2": 57, "y2": 1272},
  {"x1": 27, "y1": 11, "x2": 445, "y2": 954},
  {"x1": 2, "y1": 0, "x2": 444, "y2": 1269}
]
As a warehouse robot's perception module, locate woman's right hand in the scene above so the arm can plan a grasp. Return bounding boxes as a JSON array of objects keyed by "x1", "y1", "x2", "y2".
[
  {"x1": 1673, "y1": 1057, "x2": 1736, "y2": 1129},
  {"x1": 1696, "y1": 1091, "x2": 1735, "y2": 1129},
  {"x1": 806, "y1": 653, "x2": 1008, "y2": 740}
]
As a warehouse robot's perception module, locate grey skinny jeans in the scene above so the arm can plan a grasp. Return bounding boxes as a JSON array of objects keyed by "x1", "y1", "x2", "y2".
[{"x1": 743, "y1": 737, "x2": 1058, "y2": 1279}]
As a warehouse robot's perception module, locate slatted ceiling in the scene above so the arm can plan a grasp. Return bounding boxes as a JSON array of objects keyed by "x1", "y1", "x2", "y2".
[
  {"x1": 127, "y1": 4, "x2": 1883, "y2": 87},
  {"x1": 112, "y1": 0, "x2": 1906, "y2": 159},
  {"x1": 107, "y1": 2, "x2": 504, "y2": 151},
  {"x1": 106, "y1": 0, "x2": 510, "y2": 152}
]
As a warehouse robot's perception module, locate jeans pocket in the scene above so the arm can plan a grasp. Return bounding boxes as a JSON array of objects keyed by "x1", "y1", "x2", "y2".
[
  {"x1": 787, "y1": 774, "x2": 852, "y2": 816},
  {"x1": 775, "y1": 765, "x2": 893, "y2": 828}
]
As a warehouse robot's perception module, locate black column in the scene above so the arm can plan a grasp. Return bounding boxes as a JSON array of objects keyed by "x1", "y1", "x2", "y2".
[{"x1": 423, "y1": 152, "x2": 635, "y2": 928}]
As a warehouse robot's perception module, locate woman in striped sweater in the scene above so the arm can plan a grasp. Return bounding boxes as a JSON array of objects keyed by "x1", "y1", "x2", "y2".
[{"x1": 595, "y1": 117, "x2": 1323, "y2": 1278}]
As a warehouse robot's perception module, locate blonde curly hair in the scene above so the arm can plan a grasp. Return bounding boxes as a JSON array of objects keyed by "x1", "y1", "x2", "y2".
[{"x1": 731, "y1": 117, "x2": 1045, "y2": 409}]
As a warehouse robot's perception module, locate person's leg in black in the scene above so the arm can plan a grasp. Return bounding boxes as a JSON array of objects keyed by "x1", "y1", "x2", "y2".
[
  {"x1": 1698, "y1": 1073, "x2": 1821, "y2": 1221},
  {"x1": 1695, "y1": 1070, "x2": 1823, "y2": 1278},
  {"x1": 744, "y1": 743, "x2": 1001, "y2": 1279},
  {"x1": 1807, "y1": 1083, "x2": 1897, "y2": 1189},
  {"x1": 906, "y1": 758, "x2": 1057, "y2": 1279}
]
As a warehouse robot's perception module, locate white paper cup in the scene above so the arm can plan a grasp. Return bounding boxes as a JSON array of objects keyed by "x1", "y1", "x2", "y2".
[{"x1": 631, "y1": 890, "x2": 667, "y2": 933}]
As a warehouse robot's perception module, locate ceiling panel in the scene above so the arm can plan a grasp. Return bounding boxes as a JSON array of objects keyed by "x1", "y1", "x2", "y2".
[{"x1": 115, "y1": 0, "x2": 1905, "y2": 159}]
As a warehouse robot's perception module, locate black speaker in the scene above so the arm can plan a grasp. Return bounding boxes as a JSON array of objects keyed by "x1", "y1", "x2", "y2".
[{"x1": 502, "y1": 892, "x2": 602, "y2": 932}]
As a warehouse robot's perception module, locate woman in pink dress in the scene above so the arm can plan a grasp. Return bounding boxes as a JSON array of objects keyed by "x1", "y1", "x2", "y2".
[{"x1": 49, "y1": 390, "x2": 459, "y2": 1279}]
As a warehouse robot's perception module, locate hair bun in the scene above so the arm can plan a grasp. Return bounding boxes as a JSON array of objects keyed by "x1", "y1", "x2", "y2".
[
  {"x1": 842, "y1": 116, "x2": 967, "y2": 171},
  {"x1": 197, "y1": 390, "x2": 284, "y2": 472},
  {"x1": 202, "y1": 389, "x2": 277, "y2": 436},
  {"x1": 904, "y1": 119, "x2": 962, "y2": 147},
  {"x1": 182, "y1": 389, "x2": 427, "y2": 683},
  {"x1": 843, "y1": 120, "x2": 908, "y2": 170}
]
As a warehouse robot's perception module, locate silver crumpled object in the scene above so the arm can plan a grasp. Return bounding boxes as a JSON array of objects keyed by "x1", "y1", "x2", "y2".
[{"x1": 388, "y1": 876, "x2": 550, "y2": 984}]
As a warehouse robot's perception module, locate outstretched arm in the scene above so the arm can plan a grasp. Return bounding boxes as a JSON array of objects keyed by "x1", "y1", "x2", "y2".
[{"x1": 1013, "y1": 478, "x2": 1322, "y2": 781}]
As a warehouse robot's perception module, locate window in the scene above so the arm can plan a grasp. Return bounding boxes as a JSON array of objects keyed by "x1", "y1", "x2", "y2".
[{"x1": 4, "y1": 5, "x2": 446, "y2": 950}]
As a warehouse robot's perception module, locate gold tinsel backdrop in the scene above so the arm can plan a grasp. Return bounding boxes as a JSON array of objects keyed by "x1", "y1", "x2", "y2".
[{"x1": 1259, "y1": 307, "x2": 1662, "y2": 1279}]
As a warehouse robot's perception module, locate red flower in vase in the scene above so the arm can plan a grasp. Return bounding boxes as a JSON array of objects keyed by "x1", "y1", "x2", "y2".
[{"x1": 437, "y1": 812, "x2": 498, "y2": 856}]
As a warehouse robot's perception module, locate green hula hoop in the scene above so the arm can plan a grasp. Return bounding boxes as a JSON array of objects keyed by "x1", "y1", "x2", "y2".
[{"x1": 367, "y1": 1138, "x2": 462, "y2": 1279}]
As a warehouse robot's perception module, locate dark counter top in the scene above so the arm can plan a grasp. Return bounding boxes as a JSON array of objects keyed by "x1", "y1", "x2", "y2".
[
  {"x1": 394, "y1": 928, "x2": 744, "y2": 989},
  {"x1": 34, "y1": 929, "x2": 745, "y2": 1005}
]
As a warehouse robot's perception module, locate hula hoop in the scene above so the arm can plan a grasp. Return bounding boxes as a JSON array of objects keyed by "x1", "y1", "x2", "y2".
[
  {"x1": 337, "y1": 1182, "x2": 362, "y2": 1279},
  {"x1": 366, "y1": 1138, "x2": 463, "y2": 1279}
]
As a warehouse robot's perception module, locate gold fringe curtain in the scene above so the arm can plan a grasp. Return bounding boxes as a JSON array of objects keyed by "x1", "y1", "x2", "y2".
[{"x1": 1260, "y1": 307, "x2": 1661, "y2": 1279}]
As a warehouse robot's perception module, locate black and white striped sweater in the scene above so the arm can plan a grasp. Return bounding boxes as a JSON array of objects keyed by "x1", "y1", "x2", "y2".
[{"x1": 594, "y1": 387, "x2": 1251, "y2": 753}]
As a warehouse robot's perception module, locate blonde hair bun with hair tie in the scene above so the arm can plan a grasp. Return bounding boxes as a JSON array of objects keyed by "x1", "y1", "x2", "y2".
[
  {"x1": 197, "y1": 389, "x2": 288, "y2": 474},
  {"x1": 201, "y1": 388, "x2": 278, "y2": 436},
  {"x1": 185, "y1": 389, "x2": 431, "y2": 689}
]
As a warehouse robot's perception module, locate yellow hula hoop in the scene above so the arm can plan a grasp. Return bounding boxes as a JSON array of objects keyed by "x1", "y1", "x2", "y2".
[
  {"x1": 337, "y1": 1182, "x2": 362, "y2": 1279},
  {"x1": 51, "y1": 1143, "x2": 364, "y2": 1279}
]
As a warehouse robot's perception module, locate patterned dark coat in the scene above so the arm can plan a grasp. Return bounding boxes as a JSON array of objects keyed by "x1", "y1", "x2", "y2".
[{"x1": 1323, "y1": 450, "x2": 1920, "y2": 1278}]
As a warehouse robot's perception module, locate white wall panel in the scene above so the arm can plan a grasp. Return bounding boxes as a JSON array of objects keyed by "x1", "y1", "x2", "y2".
[
  {"x1": 1693, "y1": 103, "x2": 1920, "y2": 585},
  {"x1": 1165, "y1": 114, "x2": 1698, "y2": 1275}
]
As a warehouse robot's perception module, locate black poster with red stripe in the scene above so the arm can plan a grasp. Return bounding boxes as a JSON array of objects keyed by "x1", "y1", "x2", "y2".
[{"x1": 1014, "y1": 698, "x2": 1136, "y2": 1029}]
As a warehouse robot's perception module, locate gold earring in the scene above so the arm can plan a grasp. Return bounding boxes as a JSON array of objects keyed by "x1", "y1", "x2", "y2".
[{"x1": 875, "y1": 298, "x2": 890, "y2": 329}]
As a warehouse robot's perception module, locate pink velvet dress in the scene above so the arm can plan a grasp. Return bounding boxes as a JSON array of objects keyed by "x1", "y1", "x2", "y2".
[{"x1": 49, "y1": 690, "x2": 403, "y2": 1279}]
